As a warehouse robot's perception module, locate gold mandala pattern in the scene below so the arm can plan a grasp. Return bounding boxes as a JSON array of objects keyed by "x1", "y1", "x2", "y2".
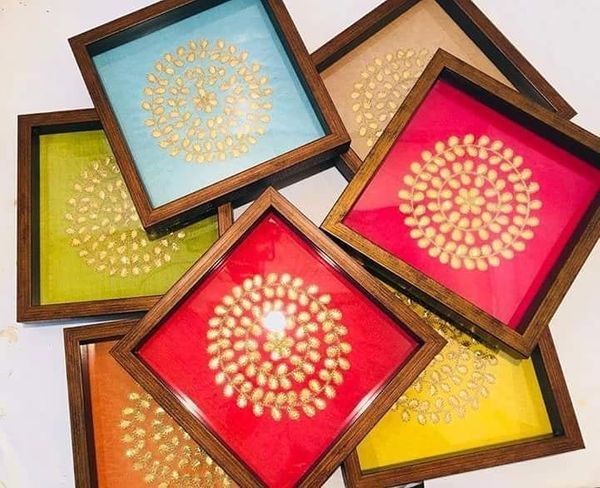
[
  {"x1": 120, "y1": 388, "x2": 231, "y2": 487},
  {"x1": 65, "y1": 157, "x2": 186, "y2": 277},
  {"x1": 351, "y1": 48, "x2": 430, "y2": 147},
  {"x1": 207, "y1": 273, "x2": 352, "y2": 421},
  {"x1": 142, "y1": 38, "x2": 272, "y2": 163},
  {"x1": 398, "y1": 135, "x2": 542, "y2": 270},
  {"x1": 391, "y1": 294, "x2": 498, "y2": 424}
]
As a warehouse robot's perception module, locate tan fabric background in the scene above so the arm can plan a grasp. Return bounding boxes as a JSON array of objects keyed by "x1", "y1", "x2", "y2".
[{"x1": 322, "y1": 0, "x2": 513, "y2": 160}]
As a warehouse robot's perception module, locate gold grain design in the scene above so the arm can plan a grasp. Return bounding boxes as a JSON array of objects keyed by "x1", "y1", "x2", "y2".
[
  {"x1": 398, "y1": 135, "x2": 542, "y2": 270},
  {"x1": 391, "y1": 294, "x2": 498, "y2": 425},
  {"x1": 207, "y1": 273, "x2": 352, "y2": 421},
  {"x1": 142, "y1": 39, "x2": 272, "y2": 163},
  {"x1": 120, "y1": 389, "x2": 231, "y2": 486},
  {"x1": 65, "y1": 157, "x2": 186, "y2": 278},
  {"x1": 351, "y1": 48, "x2": 430, "y2": 148}
]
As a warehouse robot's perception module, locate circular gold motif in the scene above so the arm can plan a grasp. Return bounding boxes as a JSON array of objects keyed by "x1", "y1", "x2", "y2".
[
  {"x1": 65, "y1": 156, "x2": 186, "y2": 277},
  {"x1": 351, "y1": 49, "x2": 430, "y2": 147},
  {"x1": 391, "y1": 294, "x2": 498, "y2": 424},
  {"x1": 120, "y1": 389, "x2": 231, "y2": 487},
  {"x1": 207, "y1": 273, "x2": 352, "y2": 421},
  {"x1": 398, "y1": 135, "x2": 542, "y2": 270},
  {"x1": 142, "y1": 38, "x2": 272, "y2": 163}
]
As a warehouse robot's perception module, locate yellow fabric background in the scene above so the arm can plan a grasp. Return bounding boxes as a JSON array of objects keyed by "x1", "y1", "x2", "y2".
[
  {"x1": 357, "y1": 299, "x2": 553, "y2": 470},
  {"x1": 357, "y1": 294, "x2": 552, "y2": 471},
  {"x1": 39, "y1": 130, "x2": 218, "y2": 304}
]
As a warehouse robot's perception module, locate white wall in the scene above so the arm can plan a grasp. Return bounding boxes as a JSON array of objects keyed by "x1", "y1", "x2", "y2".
[{"x1": 0, "y1": 1, "x2": 598, "y2": 486}]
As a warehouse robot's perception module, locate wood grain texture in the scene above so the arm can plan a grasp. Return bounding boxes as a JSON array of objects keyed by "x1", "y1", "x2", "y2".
[
  {"x1": 322, "y1": 49, "x2": 599, "y2": 358},
  {"x1": 16, "y1": 108, "x2": 234, "y2": 322},
  {"x1": 64, "y1": 320, "x2": 140, "y2": 488},
  {"x1": 311, "y1": 0, "x2": 577, "y2": 178},
  {"x1": 311, "y1": 0, "x2": 575, "y2": 114},
  {"x1": 69, "y1": 0, "x2": 349, "y2": 234},
  {"x1": 111, "y1": 187, "x2": 446, "y2": 488},
  {"x1": 444, "y1": 0, "x2": 576, "y2": 118},
  {"x1": 341, "y1": 329, "x2": 584, "y2": 487}
]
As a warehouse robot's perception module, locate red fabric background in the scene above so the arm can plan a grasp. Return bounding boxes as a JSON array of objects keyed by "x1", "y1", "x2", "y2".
[
  {"x1": 344, "y1": 80, "x2": 599, "y2": 328},
  {"x1": 138, "y1": 212, "x2": 418, "y2": 487}
]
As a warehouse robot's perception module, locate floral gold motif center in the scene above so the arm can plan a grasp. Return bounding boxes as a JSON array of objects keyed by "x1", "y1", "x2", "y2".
[
  {"x1": 351, "y1": 48, "x2": 430, "y2": 148},
  {"x1": 65, "y1": 157, "x2": 186, "y2": 278},
  {"x1": 142, "y1": 38, "x2": 272, "y2": 163},
  {"x1": 120, "y1": 388, "x2": 231, "y2": 487},
  {"x1": 398, "y1": 135, "x2": 542, "y2": 270},
  {"x1": 207, "y1": 273, "x2": 352, "y2": 421},
  {"x1": 391, "y1": 294, "x2": 498, "y2": 425}
]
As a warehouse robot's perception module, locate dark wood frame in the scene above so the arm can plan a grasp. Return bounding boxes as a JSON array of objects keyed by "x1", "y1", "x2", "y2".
[
  {"x1": 322, "y1": 50, "x2": 600, "y2": 358},
  {"x1": 64, "y1": 319, "x2": 248, "y2": 488},
  {"x1": 342, "y1": 329, "x2": 584, "y2": 487},
  {"x1": 69, "y1": 0, "x2": 350, "y2": 234},
  {"x1": 16, "y1": 108, "x2": 234, "y2": 323},
  {"x1": 64, "y1": 321, "x2": 429, "y2": 488},
  {"x1": 64, "y1": 320, "x2": 140, "y2": 488},
  {"x1": 310, "y1": 0, "x2": 576, "y2": 178},
  {"x1": 111, "y1": 187, "x2": 446, "y2": 488}
]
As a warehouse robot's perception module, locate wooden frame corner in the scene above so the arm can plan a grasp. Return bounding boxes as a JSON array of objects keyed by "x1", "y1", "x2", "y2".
[
  {"x1": 322, "y1": 49, "x2": 599, "y2": 358},
  {"x1": 69, "y1": 0, "x2": 349, "y2": 233},
  {"x1": 111, "y1": 187, "x2": 445, "y2": 487},
  {"x1": 16, "y1": 108, "x2": 234, "y2": 322},
  {"x1": 310, "y1": 0, "x2": 577, "y2": 179},
  {"x1": 341, "y1": 329, "x2": 584, "y2": 487}
]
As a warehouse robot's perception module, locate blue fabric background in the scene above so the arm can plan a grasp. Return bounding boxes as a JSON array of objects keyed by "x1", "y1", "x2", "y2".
[{"x1": 93, "y1": 0, "x2": 325, "y2": 207}]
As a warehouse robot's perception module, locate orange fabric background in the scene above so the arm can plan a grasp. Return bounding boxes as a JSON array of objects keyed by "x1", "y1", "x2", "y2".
[{"x1": 87, "y1": 340, "x2": 234, "y2": 487}]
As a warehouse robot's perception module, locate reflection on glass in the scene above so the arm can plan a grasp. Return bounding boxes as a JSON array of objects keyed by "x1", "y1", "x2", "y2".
[
  {"x1": 85, "y1": 340, "x2": 234, "y2": 487},
  {"x1": 38, "y1": 130, "x2": 218, "y2": 305},
  {"x1": 137, "y1": 211, "x2": 420, "y2": 488},
  {"x1": 263, "y1": 310, "x2": 287, "y2": 333},
  {"x1": 343, "y1": 79, "x2": 600, "y2": 328},
  {"x1": 357, "y1": 294, "x2": 554, "y2": 470},
  {"x1": 320, "y1": 0, "x2": 515, "y2": 160},
  {"x1": 91, "y1": 0, "x2": 325, "y2": 207}
]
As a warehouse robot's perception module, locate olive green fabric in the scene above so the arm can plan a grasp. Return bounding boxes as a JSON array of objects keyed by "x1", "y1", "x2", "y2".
[{"x1": 39, "y1": 130, "x2": 218, "y2": 304}]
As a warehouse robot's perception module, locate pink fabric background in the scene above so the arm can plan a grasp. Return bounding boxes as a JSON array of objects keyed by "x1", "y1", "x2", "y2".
[
  {"x1": 344, "y1": 80, "x2": 599, "y2": 328},
  {"x1": 139, "y1": 212, "x2": 418, "y2": 487}
]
